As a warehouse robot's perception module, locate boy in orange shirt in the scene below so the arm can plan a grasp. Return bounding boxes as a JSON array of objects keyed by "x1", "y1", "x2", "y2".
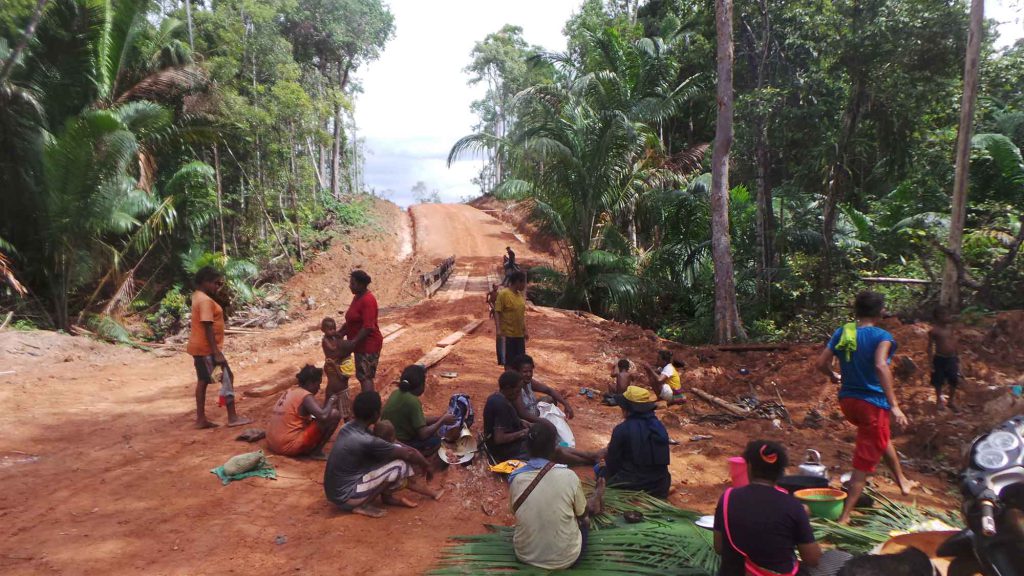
[{"x1": 186, "y1": 267, "x2": 251, "y2": 429}]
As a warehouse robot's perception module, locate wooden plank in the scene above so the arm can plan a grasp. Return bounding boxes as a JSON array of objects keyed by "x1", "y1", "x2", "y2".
[
  {"x1": 415, "y1": 346, "x2": 454, "y2": 369},
  {"x1": 436, "y1": 331, "x2": 465, "y2": 347},
  {"x1": 461, "y1": 318, "x2": 486, "y2": 335},
  {"x1": 383, "y1": 327, "x2": 407, "y2": 344},
  {"x1": 380, "y1": 323, "x2": 403, "y2": 338}
]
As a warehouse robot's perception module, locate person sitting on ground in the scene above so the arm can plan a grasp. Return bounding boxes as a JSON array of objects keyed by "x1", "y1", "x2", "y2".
[
  {"x1": 324, "y1": 391, "x2": 435, "y2": 518},
  {"x1": 266, "y1": 365, "x2": 341, "y2": 459},
  {"x1": 509, "y1": 420, "x2": 604, "y2": 570},
  {"x1": 713, "y1": 440, "x2": 825, "y2": 576},
  {"x1": 604, "y1": 359, "x2": 634, "y2": 404},
  {"x1": 321, "y1": 317, "x2": 365, "y2": 420},
  {"x1": 509, "y1": 354, "x2": 575, "y2": 422},
  {"x1": 643, "y1": 349, "x2": 686, "y2": 405},
  {"x1": 815, "y1": 290, "x2": 917, "y2": 525},
  {"x1": 600, "y1": 385, "x2": 672, "y2": 498},
  {"x1": 381, "y1": 364, "x2": 457, "y2": 456},
  {"x1": 928, "y1": 308, "x2": 962, "y2": 412},
  {"x1": 484, "y1": 371, "x2": 599, "y2": 466}
]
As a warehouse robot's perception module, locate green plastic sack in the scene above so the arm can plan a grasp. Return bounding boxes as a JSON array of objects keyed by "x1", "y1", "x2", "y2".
[{"x1": 222, "y1": 450, "x2": 266, "y2": 476}]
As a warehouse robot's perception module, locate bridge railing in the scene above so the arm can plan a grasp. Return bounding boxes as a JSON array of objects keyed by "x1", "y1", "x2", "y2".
[{"x1": 420, "y1": 256, "x2": 456, "y2": 297}]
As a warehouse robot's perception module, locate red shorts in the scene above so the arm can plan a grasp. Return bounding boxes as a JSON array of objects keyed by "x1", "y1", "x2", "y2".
[{"x1": 839, "y1": 398, "x2": 890, "y2": 473}]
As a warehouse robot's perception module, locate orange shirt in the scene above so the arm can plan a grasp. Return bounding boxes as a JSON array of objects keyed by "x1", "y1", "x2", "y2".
[
  {"x1": 267, "y1": 388, "x2": 313, "y2": 455},
  {"x1": 186, "y1": 290, "x2": 225, "y2": 356}
]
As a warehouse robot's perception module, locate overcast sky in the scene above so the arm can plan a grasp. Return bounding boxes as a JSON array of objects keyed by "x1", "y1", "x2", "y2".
[{"x1": 356, "y1": 0, "x2": 1024, "y2": 208}]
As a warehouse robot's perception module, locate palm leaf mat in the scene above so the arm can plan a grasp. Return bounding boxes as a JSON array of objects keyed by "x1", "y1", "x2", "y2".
[
  {"x1": 811, "y1": 487, "x2": 963, "y2": 554},
  {"x1": 429, "y1": 485, "x2": 719, "y2": 575}
]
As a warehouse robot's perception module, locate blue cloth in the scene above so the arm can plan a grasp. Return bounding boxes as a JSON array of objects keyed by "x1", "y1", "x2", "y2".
[
  {"x1": 440, "y1": 393, "x2": 474, "y2": 438},
  {"x1": 508, "y1": 457, "x2": 567, "y2": 482},
  {"x1": 828, "y1": 325, "x2": 897, "y2": 409},
  {"x1": 605, "y1": 411, "x2": 671, "y2": 497}
]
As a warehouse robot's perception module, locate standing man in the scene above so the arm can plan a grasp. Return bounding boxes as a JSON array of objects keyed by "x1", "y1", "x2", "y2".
[
  {"x1": 815, "y1": 291, "x2": 917, "y2": 524},
  {"x1": 339, "y1": 270, "x2": 383, "y2": 392},
  {"x1": 495, "y1": 270, "x2": 528, "y2": 367},
  {"x1": 187, "y1": 266, "x2": 250, "y2": 429}
]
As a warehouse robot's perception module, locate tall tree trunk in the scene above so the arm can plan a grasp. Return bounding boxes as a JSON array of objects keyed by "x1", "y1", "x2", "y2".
[
  {"x1": 940, "y1": 0, "x2": 984, "y2": 312},
  {"x1": 711, "y1": 0, "x2": 746, "y2": 344},
  {"x1": 821, "y1": 78, "x2": 864, "y2": 289},
  {"x1": 213, "y1": 143, "x2": 227, "y2": 256},
  {"x1": 330, "y1": 62, "x2": 352, "y2": 199},
  {"x1": 742, "y1": 0, "x2": 776, "y2": 298},
  {"x1": 0, "y1": 0, "x2": 48, "y2": 85},
  {"x1": 183, "y1": 0, "x2": 194, "y2": 50},
  {"x1": 754, "y1": 124, "x2": 775, "y2": 292}
]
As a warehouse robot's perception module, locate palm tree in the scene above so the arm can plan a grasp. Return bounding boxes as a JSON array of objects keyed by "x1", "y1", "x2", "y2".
[
  {"x1": 450, "y1": 32, "x2": 700, "y2": 318},
  {"x1": 0, "y1": 0, "x2": 207, "y2": 328}
]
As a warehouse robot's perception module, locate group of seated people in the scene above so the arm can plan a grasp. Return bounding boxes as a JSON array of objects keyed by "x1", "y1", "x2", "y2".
[{"x1": 262, "y1": 330, "x2": 842, "y2": 574}]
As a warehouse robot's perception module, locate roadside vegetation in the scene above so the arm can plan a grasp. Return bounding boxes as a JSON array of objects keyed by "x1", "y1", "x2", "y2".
[
  {"x1": 454, "y1": 1, "x2": 1024, "y2": 343},
  {"x1": 0, "y1": 0, "x2": 392, "y2": 336}
]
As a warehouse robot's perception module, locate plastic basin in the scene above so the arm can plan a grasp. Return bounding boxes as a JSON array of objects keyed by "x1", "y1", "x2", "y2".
[{"x1": 794, "y1": 488, "x2": 848, "y2": 520}]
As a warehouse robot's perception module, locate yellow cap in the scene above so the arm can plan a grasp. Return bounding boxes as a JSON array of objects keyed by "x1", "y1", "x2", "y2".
[{"x1": 623, "y1": 385, "x2": 657, "y2": 404}]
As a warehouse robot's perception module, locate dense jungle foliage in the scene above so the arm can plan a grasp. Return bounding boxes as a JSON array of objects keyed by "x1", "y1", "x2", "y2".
[
  {"x1": 0, "y1": 0, "x2": 393, "y2": 332},
  {"x1": 454, "y1": 0, "x2": 1024, "y2": 342}
]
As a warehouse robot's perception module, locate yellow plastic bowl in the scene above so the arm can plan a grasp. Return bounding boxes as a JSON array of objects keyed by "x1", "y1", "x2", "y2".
[{"x1": 794, "y1": 488, "x2": 848, "y2": 521}]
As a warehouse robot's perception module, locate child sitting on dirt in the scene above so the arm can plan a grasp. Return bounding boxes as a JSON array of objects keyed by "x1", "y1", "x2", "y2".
[
  {"x1": 928, "y1": 308, "x2": 962, "y2": 412},
  {"x1": 374, "y1": 418, "x2": 445, "y2": 500},
  {"x1": 643, "y1": 350, "x2": 686, "y2": 405},
  {"x1": 603, "y1": 359, "x2": 634, "y2": 405}
]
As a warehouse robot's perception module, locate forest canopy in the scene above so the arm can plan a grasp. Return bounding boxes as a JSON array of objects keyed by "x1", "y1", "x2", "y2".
[{"x1": 454, "y1": 0, "x2": 1024, "y2": 342}]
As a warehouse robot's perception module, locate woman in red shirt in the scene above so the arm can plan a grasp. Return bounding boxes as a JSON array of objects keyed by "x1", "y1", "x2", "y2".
[{"x1": 340, "y1": 270, "x2": 383, "y2": 392}]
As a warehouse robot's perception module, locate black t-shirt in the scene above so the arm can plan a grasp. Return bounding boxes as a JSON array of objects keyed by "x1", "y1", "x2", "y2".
[
  {"x1": 483, "y1": 392, "x2": 526, "y2": 462},
  {"x1": 713, "y1": 484, "x2": 815, "y2": 576}
]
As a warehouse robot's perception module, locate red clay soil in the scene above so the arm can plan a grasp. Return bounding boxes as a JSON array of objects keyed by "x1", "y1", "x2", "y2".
[{"x1": 1, "y1": 201, "x2": 1022, "y2": 575}]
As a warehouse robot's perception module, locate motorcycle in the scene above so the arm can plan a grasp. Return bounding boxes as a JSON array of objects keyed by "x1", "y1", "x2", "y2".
[{"x1": 933, "y1": 414, "x2": 1024, "y2": 576}]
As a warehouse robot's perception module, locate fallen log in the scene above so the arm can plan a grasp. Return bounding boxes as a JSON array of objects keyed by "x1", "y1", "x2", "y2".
[
  {"x1": 691, "y1": 388, "x2": 750, "y2": 418},
  {"x1": 244, "y1": 367, "x2": 298, "y2": 398},
  {"x1": 716, "y1": 343, "x2": 792, "y2": 352}
]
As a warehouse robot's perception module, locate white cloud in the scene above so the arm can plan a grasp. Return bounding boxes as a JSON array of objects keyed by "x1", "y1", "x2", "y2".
[{"x1": 356, "y1": 0, "x2": 583, "y2": 207}]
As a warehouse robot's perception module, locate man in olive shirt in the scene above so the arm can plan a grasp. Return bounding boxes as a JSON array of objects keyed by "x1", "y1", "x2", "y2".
[{"x1": 495, "y1": 270, "x2": 528, "y2": 367}]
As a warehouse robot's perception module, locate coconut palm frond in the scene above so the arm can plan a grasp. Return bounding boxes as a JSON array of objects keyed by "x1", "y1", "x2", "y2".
[
  {"x1": 115, "y1": 65, "x2": 207, "y2": 104},
  {"x1": 430, "y1": 488, "x2": 717, "y2": 575}
]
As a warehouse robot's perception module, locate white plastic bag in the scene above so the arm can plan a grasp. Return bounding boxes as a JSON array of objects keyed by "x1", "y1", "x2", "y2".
[{"x1": 537, "y1": 401, "x2": 576, "y2": 448}]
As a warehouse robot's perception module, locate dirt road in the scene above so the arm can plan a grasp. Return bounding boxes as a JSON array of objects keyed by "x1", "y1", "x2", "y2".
[{"x1": 1, "y1": 200, "x2": 1016, "y2": 576}]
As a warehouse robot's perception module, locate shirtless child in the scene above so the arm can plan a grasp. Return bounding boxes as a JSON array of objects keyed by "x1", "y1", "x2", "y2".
[
  {"x1": 604, "y1": 359, "x2": 635, "y2": 405},
  {"x1": 321, "y1": 317, "x2": 365, "y2": 420},
  {"x1": 928, "y1": 308, "x2": 962, "y2": 412}
]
